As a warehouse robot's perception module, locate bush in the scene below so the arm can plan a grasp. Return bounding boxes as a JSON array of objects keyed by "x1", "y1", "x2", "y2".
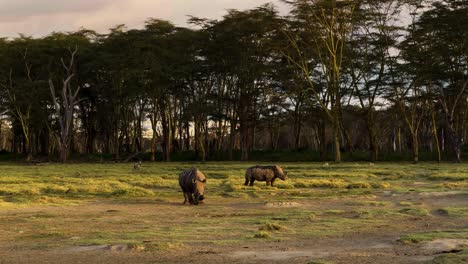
[
  {"x1": 254, "y1": 231, "x2": 271, "y2": 238},
  {"x1": 259, "y1": 222, "x2": 285, "y2": 231}
]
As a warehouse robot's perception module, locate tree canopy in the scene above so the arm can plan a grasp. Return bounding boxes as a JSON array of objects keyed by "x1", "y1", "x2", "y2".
[{"x1": 0, "y1": 0, "x2": 466, "y2": 163}]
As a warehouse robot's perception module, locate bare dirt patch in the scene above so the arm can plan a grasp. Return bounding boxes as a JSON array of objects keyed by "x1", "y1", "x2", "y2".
[
  {"x1": 230, "y1": 250, "x2": 327, "y2": 261},
  {"x1": 68, "y1": 244, "x2": 146, "y2": 253},
  {"x1": 422, "y1": 239, "x2": 468, "y2": 254},
  {"x1": 264, "y1": 201, "x2": 301, "y2": 207},
  {"x1": 417, "y1": 191, "x2": 466, "y2": 197}
]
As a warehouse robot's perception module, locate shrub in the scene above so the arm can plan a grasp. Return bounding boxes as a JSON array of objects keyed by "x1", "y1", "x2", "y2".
[{"x1": 254, "y1": 231, "x2": 271, "y2": 238}]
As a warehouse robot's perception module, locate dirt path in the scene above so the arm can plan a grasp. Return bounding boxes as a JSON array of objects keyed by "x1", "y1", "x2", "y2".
[{"x1": 0, "y1": 191, "x2": 467, "y2": 264}]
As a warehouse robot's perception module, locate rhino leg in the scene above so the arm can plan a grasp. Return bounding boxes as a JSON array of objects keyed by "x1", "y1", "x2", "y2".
[
  {"x1": 244, "y1": 177, "x2": 249, "y2": 186},
  {"x1": 249, "y1": 179, "x2": 255, "y2": 186},
  {"x1": 271, "y1": 178, "x2": 276, "y2": 187},
  {"x1": 182, "y1": 192, "x2": 189, "y2": 204},
  {"x1": 188, "y1": 193, "x2": 195, "y2": 204}
]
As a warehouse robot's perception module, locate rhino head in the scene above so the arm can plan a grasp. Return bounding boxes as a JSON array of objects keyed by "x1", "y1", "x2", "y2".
[
  {"x1": 275, "y1": 166, "x2": 288, "y2": 181},
  {"x1": 192, "y1": 177, "x2": 206, "y2": 205}
]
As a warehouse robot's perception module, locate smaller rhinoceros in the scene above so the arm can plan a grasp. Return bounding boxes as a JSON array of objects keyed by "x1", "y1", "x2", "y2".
[
  {"x1": 178, "y1": 168, "x2": 206, "y2": 205},
  {"x1": 244, "y1": 165, "x2": 288, "y2": 187}
]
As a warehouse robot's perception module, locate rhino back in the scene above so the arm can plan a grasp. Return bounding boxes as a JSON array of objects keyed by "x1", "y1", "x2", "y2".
[
  {"x1": 251, "y1": 167, "x2": 275, "y2": 181},
  {"x1": 179, "y1": 169, "x2": 196, "y2": 192},
  {"x1": 194, "y1": 170, "x2": 206, "y2": 182},
  {"x1": 245, "y1": 166, "x2": 257, "y2": 177}
]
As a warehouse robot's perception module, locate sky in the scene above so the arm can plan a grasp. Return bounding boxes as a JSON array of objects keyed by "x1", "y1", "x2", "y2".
[{"x1": 0, "y1": 0, "x2": 288, "y2": 38}]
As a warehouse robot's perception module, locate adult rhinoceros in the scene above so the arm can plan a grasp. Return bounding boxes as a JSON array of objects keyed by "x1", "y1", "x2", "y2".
[
  {"x1": 244, "y1": 165, "x2": 288, "y2": 187},
  {"x1": 178, "y1": 168, "x2": 206, "y2": 205}
]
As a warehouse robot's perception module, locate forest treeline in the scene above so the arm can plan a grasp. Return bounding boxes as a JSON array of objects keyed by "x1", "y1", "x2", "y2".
[{"x1": 0, "y1": 0, "x2": 466, "y2": 163}]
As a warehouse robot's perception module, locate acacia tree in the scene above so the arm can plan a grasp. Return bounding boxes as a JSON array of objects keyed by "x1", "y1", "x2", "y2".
[
  {"x1": 142, "y1": 19, "x2": 179, "y2": 161},
  {"x1": 195, "y1": 17, "x2": 241, "y2": 160},
  {"x1": 1, "y1": 61, "x2": 33, "y2": 160},
  {"x1": 396, "y1": 0, "x2": 467, "y2": 162},
  {"x1": 346, "y1": 0, "x2": 402, "y2": 161},
  {"x1": 285, "y1": 0, "x2": 359, "y2": 162},
  {"x1": 196, "y1": 5, "x2": 282, "y2": 161},
  {"x1": 94, "y1": 25, "x2": 142, "y2": 159},
  {"x1": 0, "y1": 37, "x2": 50, "y2": 161},
  {"x1": 406, "y1": 1, "x2": 467, "y2": 162}
]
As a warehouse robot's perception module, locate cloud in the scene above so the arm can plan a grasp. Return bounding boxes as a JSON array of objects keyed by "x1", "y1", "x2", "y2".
[
  {"x1": 0, "y1": 0, "x2": 288, "y2": 38},
  {"x1": 0, "y1": 0, "x2": 117, "y2": 22}
]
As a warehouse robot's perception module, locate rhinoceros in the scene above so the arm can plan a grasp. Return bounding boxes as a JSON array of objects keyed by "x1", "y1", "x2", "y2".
[
  {"x1": 244, "y1": 165, "x2": 288, "y2": 187},
  {"x1": 178, "y1": 168, "x2": 206, "y2": 205}
]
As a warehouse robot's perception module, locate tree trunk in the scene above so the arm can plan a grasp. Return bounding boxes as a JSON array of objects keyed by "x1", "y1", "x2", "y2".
[
  {"x1": 136, "y1": 103, "x2": 145, "y2": 152},
  {"x1": 228, "y1": 119, "x2": 236, "y2": 161},
  {"x1": 269, "y1": 121, "x2": 275, "y2": 150},
  {"x1": 366, "y1": 113, "x2": 378, "y2": 162},
  {"x1": 398, "y1": 127, "x2": 402, "y2": 153},
  {"x1": 411, "y1": 133, "x2": 419, "y2": 163},
  {"x1": 25, "y1": 140, "x2": 32, "y2": 162},
  {"x1": 240, "y1": 125, "x2": 249, "y2": 161},
  {"x1": 444, "y1": 116, "x2": 462, "y2": 163},
  {"x1": 195, "y1": 120, "x2": 206, "y2": 162},
  {"x1": 178, "y1": 115, "x2": 184, "y2": 151},
  {"x1": 185, "y1": 121, "x2": 190, "y2": 151},
  {"x1": 151, "y1": 134, "x2": 157, "y2": 162},
  {"x1": 369, "y1": 129, "x2": 378, "y2": 162},
  {"x1": 333, "y1": 114, "x2": 341, "y2": 163},
  {"x1": 114, "y1": 130, "x2": 120, "y2": 159},
  {"x1": 48, "y1": 47, "x2": 79, "y2": 163},
  {"x1": 160, "y1": 109, "x2": 171, "y2": 161},
  {"x1": 341, "y1": 122, "x2": 354, "y2": 156},
  {"x1": 333, "y1": 127, "x2": 341, "y2": 163},
  {"x1": 293, "y1": 108, "x2": 302, "y2": 150},
  {"x1": 431, "y1": 111, "x2": 441, "y2": 162},
  {"x1": 149, "y1": 108, "x2": 158, "y2": 162},
  {"x1": 317, "y1": 119, "x2": 327, "y2": 162},
  {"x1": 40, "y1": 127, "x2": 49, "y2": 156}
]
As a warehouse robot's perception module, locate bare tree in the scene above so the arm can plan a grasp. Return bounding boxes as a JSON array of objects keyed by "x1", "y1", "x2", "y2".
[{"x1": 49, "y1": 47, "x2": 81, "y2": 162}]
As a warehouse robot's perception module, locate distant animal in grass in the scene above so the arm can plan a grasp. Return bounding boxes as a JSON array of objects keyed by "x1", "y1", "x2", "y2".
[
  {"x1": 244, "y1": 165, "x2": 288, "y2": 187},
  {"x1": 133, "y1": 161, "x2": 142, "y2": 170},
  {"x1": 178, "y1": 168, "x2": 206, "y2": 205}
]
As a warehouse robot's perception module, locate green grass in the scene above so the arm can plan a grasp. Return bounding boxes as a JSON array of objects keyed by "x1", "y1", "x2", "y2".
[
  {"x1": 399, "y1": 229, "x2": 468, "y2": 243},
  {"x1": 432, "y1": 250, "x2": 468, "y2": 264},
  {"x1": 437, "y1": 207, "x2": 468, "y2": 217},
  {"x1": 398, "y1": 207, "x2": 430, "y2": 216},
  {"x1": 0, "y1": 162, "x2": 466, "y2": 207},
  {"x1": 307, "y1": 261, "x2": 334, "y2": 264}
]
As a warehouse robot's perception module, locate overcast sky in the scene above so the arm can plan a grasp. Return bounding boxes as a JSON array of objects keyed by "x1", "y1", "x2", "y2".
[{"x1": 0, "y1": 0, "x2": 288, "y2": 38}]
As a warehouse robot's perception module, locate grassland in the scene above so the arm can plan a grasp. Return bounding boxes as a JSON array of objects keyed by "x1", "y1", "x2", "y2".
[{"x1": 0, "y1": 162, "x2": 467, "y2": 264}]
